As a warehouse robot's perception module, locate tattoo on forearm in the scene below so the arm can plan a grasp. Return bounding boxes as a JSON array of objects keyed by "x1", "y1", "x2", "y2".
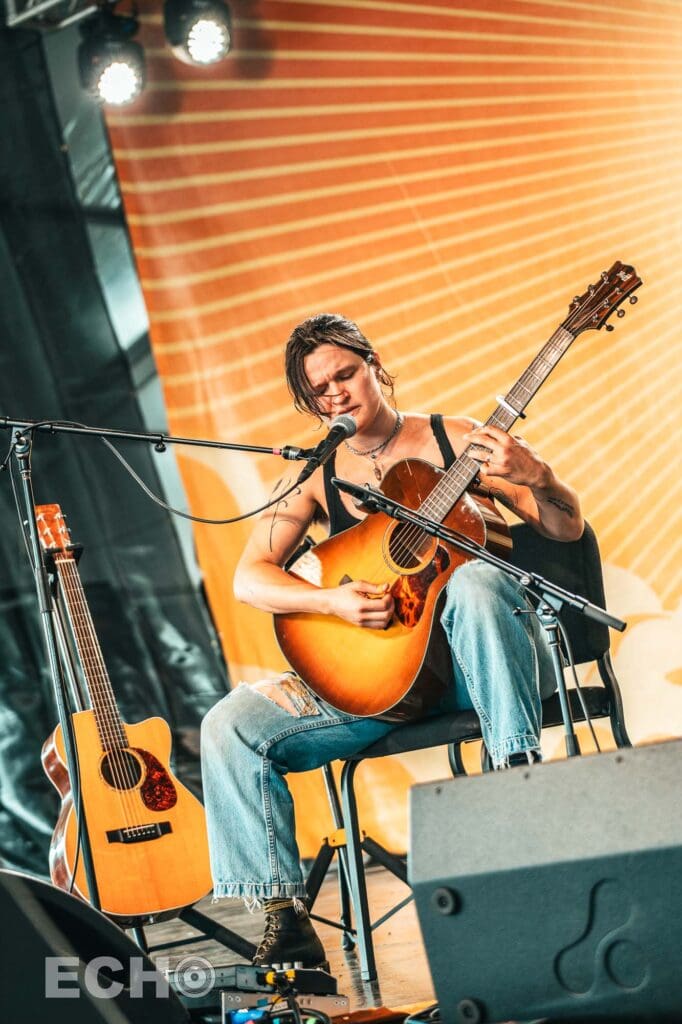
[
  {"x1": 268, "y1": 477, "x2": 302, "y2": 551},
  {"x1": 489, "y1": 486, "x2": 520, "y2": 514},
  {"x1": 544, "y1": 493, "x2": 575, "y2": 518}
]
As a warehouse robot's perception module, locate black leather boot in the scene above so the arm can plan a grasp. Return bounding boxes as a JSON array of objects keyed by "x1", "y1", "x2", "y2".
[{"x1": 252, "y1": 905, "x2": 329, "y2": 971}]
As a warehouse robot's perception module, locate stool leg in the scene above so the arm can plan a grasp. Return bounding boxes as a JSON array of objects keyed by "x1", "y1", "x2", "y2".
[
  {"x1": 338, "y1": 860, "x2": 355, "y2": 950},
  {"x1": 598, "y1": 653, "x2": 633, "y2": 748},
  {"x1": 447, "y1": 741, "x2": 467, "y2": 776},
  {"x1": 341, "y1": 760, "x2": 377, "y2": 983},
  {"x1": 320, "y1": 763, "x2": 355, "y2": 948}
]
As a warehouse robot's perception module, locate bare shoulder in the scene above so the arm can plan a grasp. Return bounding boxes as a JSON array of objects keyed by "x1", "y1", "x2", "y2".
[
  {"x1": 242, "y1": 470, "x2": 321, "y2": 566},
  {"x1": 441, "y1": 414, "x2": 482, "y2": 457}
]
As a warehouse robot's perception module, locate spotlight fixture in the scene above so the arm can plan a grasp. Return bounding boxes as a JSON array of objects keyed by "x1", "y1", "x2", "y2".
[
  {"x1": 78, "y1": 6, "x2": 146, "y2": 106},
  {"x1": 164, "y1": 0, "x2": 232, "y2": 65}
]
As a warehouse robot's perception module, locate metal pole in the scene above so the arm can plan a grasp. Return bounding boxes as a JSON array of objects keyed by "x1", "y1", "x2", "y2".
[{"x1": 13, "y1": 431, "x2": 101, "y2": 910}]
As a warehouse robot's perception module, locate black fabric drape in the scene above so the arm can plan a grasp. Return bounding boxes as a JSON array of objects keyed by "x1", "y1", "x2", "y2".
[{"x1": 0, "y1": 29, "x2": 230, "y2": 874}]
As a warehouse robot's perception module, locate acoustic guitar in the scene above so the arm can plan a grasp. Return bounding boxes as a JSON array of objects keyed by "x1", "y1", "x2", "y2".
[
  {"x1": 38, "y1": 503, "x2": 212, "y2": 923},
  {"x1": 275, "y1": 261, "x2": 641, "y2": 721}
]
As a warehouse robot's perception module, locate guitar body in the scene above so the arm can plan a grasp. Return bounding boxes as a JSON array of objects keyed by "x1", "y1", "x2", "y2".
[
  {"x1": 42, "y1": 710, "x2": 212, "y2": 923},
  {"x1": 275, "y1": 458, "x2": 512, "y2": 720}
]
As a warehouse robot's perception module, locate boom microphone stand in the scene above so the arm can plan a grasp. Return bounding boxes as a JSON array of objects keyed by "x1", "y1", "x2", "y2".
[
  {"x1": 332, "y1": 477, "x2": 627, "y2": 759},
  {"x1": 1, "y1": 414, "x2": 319, "y2": 956}
]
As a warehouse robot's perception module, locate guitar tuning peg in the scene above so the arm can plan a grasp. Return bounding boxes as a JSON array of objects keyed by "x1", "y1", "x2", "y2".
[
  {"x1": 629, "y1": 295, "x2": 638, "y2": 304},
  {"x1": 605, "y1": 323, "x2": 615, "y2": 332},
  {"x1": 617, "y1": 308, "x2": 626, "y2": 318}
]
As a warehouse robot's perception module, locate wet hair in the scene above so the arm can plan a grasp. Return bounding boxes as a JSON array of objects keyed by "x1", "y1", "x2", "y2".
[{"x1": 285, "y1": 313, "x2": 395, "y2": 417}]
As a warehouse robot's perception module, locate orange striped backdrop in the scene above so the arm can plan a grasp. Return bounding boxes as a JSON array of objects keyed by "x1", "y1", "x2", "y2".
[{"x1": 107, "y1": 0, "x2": 682, "y2": 853}]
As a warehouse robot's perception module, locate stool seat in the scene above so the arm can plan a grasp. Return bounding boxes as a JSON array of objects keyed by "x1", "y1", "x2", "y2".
[{"x1": 345, "y1": 687, "x2": 613, "y2": 762}]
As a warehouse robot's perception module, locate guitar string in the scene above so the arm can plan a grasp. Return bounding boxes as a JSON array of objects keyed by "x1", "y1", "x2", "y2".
[
  {"x1": 360, "y1": 271, "x2": 623, "y2": 585},
  {"x1": 56, "y1": 559, "x2": 141, "y2": 833},
  {"x1": 386, "y1": 267, "x2": 631, "y2": 572},
  {"x1": 369, "y1": 326, "x2": 575, "y2": 582},
  {"x1": 341, "y1": 342, "x2": 561, "y2": 593},
  {"x1": 58, "y1": 558, "x2": 149, "y2": 836},
  {"x1": 39, "y1": 510, "x2": 139, "y2": 846},
  {"x1": 56, "y1": 557, "x2": 144, "y2": 834},
  {"x1": 389, "y1": 330, "x2": 567, "y2": 568},
  {"x1": 59, "y1": 558, "x2": 148, "y2": 832}
]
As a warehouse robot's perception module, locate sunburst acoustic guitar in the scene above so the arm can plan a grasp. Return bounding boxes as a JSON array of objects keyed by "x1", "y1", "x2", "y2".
[
  {"x1": 38, "y1": 503, "x2": 212, "y2": 922},
  {"x1": 275, "y1": 261, "x2": 642, "y2": 721}
]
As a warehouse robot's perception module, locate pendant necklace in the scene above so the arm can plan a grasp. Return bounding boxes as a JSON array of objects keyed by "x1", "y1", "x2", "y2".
[{"x1": 343, "y1": 411, "x2": 404, "y2": 482}]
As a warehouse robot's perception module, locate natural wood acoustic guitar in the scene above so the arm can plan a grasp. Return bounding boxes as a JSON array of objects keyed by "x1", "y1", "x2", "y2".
[
  {"x1": 38, "y1": 503, "x2": 212, "y2": 923},
  {"x1": 275, "y1": 261, "x2": 641, "y2": 721}
]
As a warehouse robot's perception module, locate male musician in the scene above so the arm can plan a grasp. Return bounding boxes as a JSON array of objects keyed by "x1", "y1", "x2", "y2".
[{"x1": 201, "y1": 313, "x2": 583, "y2": 970}]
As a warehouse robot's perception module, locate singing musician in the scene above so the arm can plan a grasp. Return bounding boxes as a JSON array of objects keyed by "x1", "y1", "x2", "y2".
[{"x1": 201, "y1": 313, "x2": 583, "y2": 970}]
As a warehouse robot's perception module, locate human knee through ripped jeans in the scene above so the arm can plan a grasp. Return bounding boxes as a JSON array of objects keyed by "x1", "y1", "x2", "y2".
[{"x1": 200, "y1": 560, "x2": 556, "y2": 902}]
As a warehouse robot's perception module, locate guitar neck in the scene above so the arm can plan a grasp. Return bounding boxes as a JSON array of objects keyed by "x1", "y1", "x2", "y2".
[
  {"x1": 53, "y1": 555, "x2": 128, "y2": 752},
  {"x1": 420, "y1": 325, "x2": 576, "y2": 523}
]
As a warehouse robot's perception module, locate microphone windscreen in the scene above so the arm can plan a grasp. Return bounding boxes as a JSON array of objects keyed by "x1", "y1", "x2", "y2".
[{"x1": 330, "y1": 413, "x2": 357, "y2": 439}]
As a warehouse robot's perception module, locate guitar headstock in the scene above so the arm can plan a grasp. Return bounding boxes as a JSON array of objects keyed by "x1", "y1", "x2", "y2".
[
  {"x1": 563, "y1": 261, "x2": 641, "y2": 336},
  {"x1": 36, "y1": 503, "x2": 74, "y2": 557}
]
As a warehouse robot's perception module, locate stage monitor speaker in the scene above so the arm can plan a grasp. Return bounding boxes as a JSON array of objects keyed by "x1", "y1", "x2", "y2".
[
  {"x1": 0, "y1": 869, "x2": 189, "y2": 1023},
  {"x1": 410, "y1": 740, "x2": 682, "y2": 1023}
]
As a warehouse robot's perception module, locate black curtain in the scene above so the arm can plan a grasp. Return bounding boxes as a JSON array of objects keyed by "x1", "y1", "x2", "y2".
[{"x1": 0, "y1": 29, "x2": 230, "y2": 873}]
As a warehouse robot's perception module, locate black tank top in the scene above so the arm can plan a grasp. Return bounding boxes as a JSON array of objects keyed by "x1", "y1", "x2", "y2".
[{"x1": 322, "y1": 413, "x2": 456, "y2": 536}]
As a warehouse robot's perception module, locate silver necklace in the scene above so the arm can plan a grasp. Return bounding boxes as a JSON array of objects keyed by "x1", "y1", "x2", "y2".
[{"x1": 344, "y1": 412, "x2": 404, "y2": 481}]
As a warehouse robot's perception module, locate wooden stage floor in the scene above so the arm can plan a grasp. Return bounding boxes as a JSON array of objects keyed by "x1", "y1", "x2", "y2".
[{"x1": 144, "y1": 862, "x2": 435, "y2": 1015}]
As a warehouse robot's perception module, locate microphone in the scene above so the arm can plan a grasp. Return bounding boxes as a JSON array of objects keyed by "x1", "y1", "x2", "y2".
[
  {"x1": 296, "y1": 414, "x2": 357, "y2": 484},
  {"x1": 331, "y1": 476, "x2": 385, "y2": 513}
]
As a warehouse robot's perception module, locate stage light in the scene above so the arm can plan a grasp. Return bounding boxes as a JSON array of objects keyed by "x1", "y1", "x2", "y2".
[
  {"x1": 164, "y1": 0, "x2": 232, "y2": 65},
  {"x1": 78, "y1": 7, "x2": 146, "y2": 106}
]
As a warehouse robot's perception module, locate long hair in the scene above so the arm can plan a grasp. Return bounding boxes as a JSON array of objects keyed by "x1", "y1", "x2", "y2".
[{"x1": 284, "y1": 313, "x2": 395, "y2": 418}]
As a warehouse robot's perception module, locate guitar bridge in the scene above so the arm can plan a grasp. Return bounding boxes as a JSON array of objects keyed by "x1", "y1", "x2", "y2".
[{"x1": 106, "y1": 821, "x2": 172, "y2": 844}]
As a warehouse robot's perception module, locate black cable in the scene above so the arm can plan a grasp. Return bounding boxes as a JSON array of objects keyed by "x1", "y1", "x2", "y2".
[
  {"x1": 67, "y1": 768, "x2": 85, "y2": 894},
  {"x1": 556, "y1": 618, "x2": 602, "y2": 753},
  {"x1": 9, "y1": 454, "x2": 34, "y2": 567},
  {"x1": 284, "y1": 991, "x2": 303, "y2": 1024},
  {"x1": 404, "y1": 1003, "x2": 440, "y2": 1023},
  {"x1": 98, "y1": 434, "x2": 302, "y2": 525},
  {"x1": 249, "y1": 1004, "x2": 331, "y2": 1024},
  {"x1": 0, "y1": 434, "x2": 15, "y2": 472},
  {"x1": 3, "y1": 418, "x2": 306, "y2": 526}
]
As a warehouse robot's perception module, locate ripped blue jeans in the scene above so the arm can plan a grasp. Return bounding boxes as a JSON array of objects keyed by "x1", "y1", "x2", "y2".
[{"x1": 200, "y1": 561, "x2": 556, "y2": 902}]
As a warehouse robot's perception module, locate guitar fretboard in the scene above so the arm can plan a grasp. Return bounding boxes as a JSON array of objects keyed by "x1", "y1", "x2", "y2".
[
  {"x1": 419, "y1": 326, "x2": 575, "y2": 523},
  {"x1": 55, "y1": 556, "x2": 128, "y2": 753}
]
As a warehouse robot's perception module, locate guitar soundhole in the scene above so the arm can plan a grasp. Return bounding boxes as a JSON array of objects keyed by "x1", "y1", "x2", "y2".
[
  {"x1": 385, "y1": 523, "x2": 435, "y2": 572},
  {"x1": 101, "y1": 750, "x2": 143, "y2": 791}
]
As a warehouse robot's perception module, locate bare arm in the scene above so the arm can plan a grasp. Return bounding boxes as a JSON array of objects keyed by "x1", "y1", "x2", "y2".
[
  {"x1": 234, "y1": 475, "x2": 325, "y2": 612},
  {"x1": 448, "y1": 419, "x2": 584, "y2": 542},
  {"x1": 233, "y1": 474, "x2": 394, "y2": 627}
]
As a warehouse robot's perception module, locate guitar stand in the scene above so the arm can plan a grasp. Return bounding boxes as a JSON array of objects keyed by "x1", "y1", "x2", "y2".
[{"x1": 10, "y1": 431, "x2": 102, "y2": 911}]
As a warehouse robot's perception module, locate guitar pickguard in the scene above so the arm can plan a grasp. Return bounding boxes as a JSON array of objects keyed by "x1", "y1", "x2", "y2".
[
  {"x1": 133, "y1": 749, "x2": 178, "y2": 811},
  {"x1": 392, "y1": 546, "x2": 450, "y2": 628}
]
